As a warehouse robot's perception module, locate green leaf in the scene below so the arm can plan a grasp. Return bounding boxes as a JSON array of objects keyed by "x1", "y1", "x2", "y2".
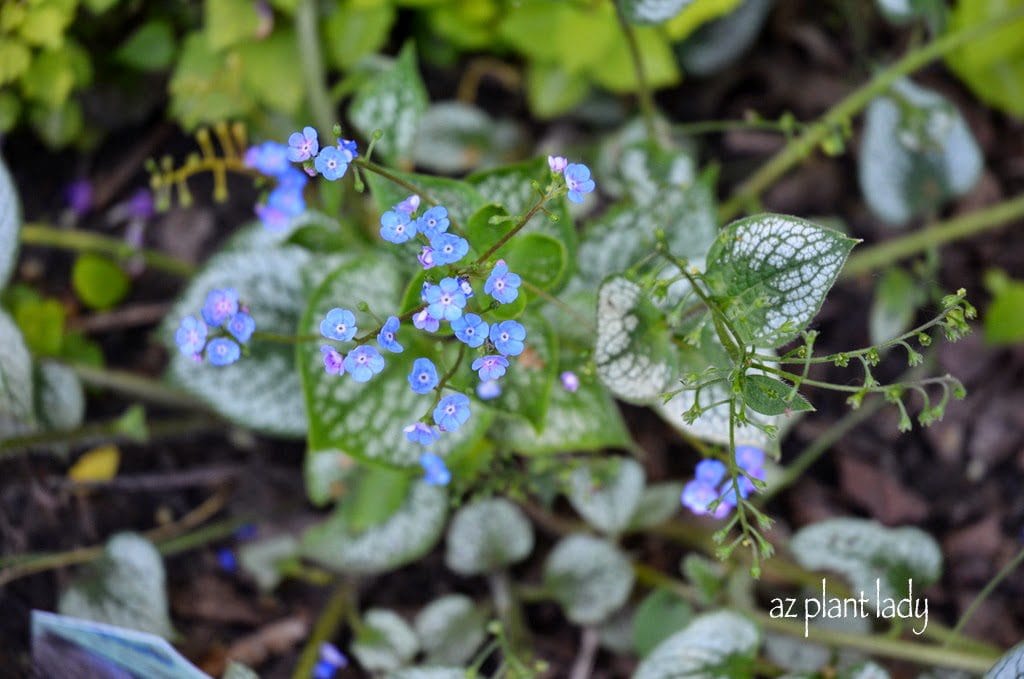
[
  {"x1": 58, "y1": 533, "x2": 173, "y2": 639},
  {"x1": 870, "y1": 267, "x2": 924, "y2": 345},
  {"x1": 984, "y1": 270, "x2": 1024, "y2": 345},
  {"x1": 632, "y1": 588, "x2": 694, "y2": 657},
  {"x1": 566, "y1": 458, "x2": 646, "y2": 536},
  {"x1": 238, "y1": 535, "x2": 299, "y2": 591},
  {"x1": 352, "y1": 609, "x2": 420, "y2": 672},
  {"x1": 115, "y1": 20, "x2": 176, "y2": 71},
  {"x1": 162, "y1": 232, "x2": 312, "y2": 436},
  {"x1": 302, "y1": 481, "x2": 448, "y2": 575},
  {"x1": 29, "y1": 99, "x2": 83, "y2": 148},
  {"x1": 0, "y1": 39, "x2": 32, "y2": 86},
  {"x1": 677, "y1": 0, "x2": 773, "y2": 76},
  {"x1": 627, "y1": 482, "x2": 684, "y2": 530},
  {"x1": 19, "y1": 2, "x2": 72, "y2": 49},
  {"x1": 325, "y1": 1, "x2": 396, "y2": 70},
  {"x1": 205, "y1": 0, "x2": 262, "y2": 50},
  {"x1": 789, "y1": 518, "x2": 942, "y2": 611},
  {"x1": 169, "y1": 32, "x2": 252, "y2": 130},
  {"x1": 0, "y1": 91, "x2": 20, "y2": 132},
  {"x1": 22, "y1": 47, "x2": 77, "y2": 108},
  {"x1": 0, "y1": 309, "x2": 36, "y2": 437},
  {"x1": 414, "y1": 594, "x2": 487, "y2": 665},
  {"x1": 364, "y1": 170, "x2": 486, "y2": 228},
  {"x1": 681, "y1": 553, "x2": 725, "y2": 605},
  {"x1": 634, "y1": 610, "x2": 759, "y2": 679},
  {"x1": 413, "y1": 102, "x2": 523, "y2": 174},
  {"x1": 300, "y1": 257, "x2": 492, "y2": 468},
  {"x1": 34, "y1": 361, "x2": 84, "y2": 432},
  {"x1": 987, "y1": 642, "x2": 1024, "y2": 679},
  {"x1": 72, "y1": 254, "x2": 131, "y2": 310},
  {"x1": 525, "y1": 61, "x2": 591, "y2": 119},
  {"x1": 704, "y1": 214, "x2": 858, "y2": 348},
  {"x1": 858, "y1": 79, "x2": 982, "y2": 226},
  {"x1": 445, "y1": 498, "x2": 534, "y2": 575},
  {"x1": 623, "y1": 0, "x2": 697, "y2": 23},
  {"x1": 350, "y1": 42, "x2": 428, "y2": 167},
  {"x1": 594, "y1": 276, "x2": 678, "y2": 404},
  {"x1": 12, "y1": 294, "x2": 65, "y2": 356},
  {"x1": 341, "y1": 465, "x2": 412, "y2": 532},
  {"x1": 543, "y1": 534, "x2": 634, "y2": 625},
  {"x1": 0, "y1": 152, "x2": 21, "y2": 290},
  {"x1": 742, "y1": 374, "x2": 813, "y2": 416},
  {"x1": 236, "y1": 29, "x2": 304, "y2": 115},
  {"x1": 946, "y1": 0, "x2": 1024, "y2": 117}
]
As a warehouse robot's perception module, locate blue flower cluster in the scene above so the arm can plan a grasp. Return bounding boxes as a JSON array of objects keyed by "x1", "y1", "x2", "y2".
[
  {"x1": 681, "y1": 446, "x2": 765, "y2": 518},
  {"x1": 548, "y1": 155, "x2": 595, "y2": 203},
  {"x1": 174, "y1": 288, "x2": 255, "y2": 366},
  {"x1": 318, "y1": 309, "x2": 400, "y2": 382},
  {"x1": 313, "y1": 642, "x2": 348, "y2": 679},
  {"x1": 245, "y1": 127, "x2": 358, "y2": 231}
]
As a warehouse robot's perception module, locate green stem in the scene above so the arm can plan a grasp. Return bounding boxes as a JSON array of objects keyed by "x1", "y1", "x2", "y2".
[
  {"x1": 842, "y1": 194, "x2": 1024, "y2": 278},
  {"x1": 948, "y1": 544, "x2": 1024, "y2": 644},
  {"x1": 20, "y1": 223, "x2": 195, "y2": 277},
  {"x1": 672, "y1": 118, "x2": 808, "y2": 137},
  {"x1": 718, "y1": 8, "x2": 1024, "y2": 222},
  {"x1": 633, "y1": 564, "x2": 1000, "y2": 673},
  {"x1": 475, "y1": 189, "x2": 554, "y2": 265},
  {"x1": 295, "y1": 0, "x2": 335, "y2": 135},
  {"x1": 291, "y1": 580, "x2": 353, "y2": 679},
  {"x1": 0, "y1": 414, "x2": 215, "y2": 457},
  {"x1": 253, "y1": 331, "x2": 322, "y2": 345},
  {"x1": 612, "y1": 0, "x2": 658, "y2": 141},
  {"x1": 65, "y1": 363, "x2": 213, "y2": 412},
  {"x1": 352, "y1": 158, "x2": 440, "y2": 205}
]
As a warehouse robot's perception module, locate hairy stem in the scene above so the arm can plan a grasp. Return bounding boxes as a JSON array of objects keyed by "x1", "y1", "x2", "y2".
[
  {"x1": 295, "y1": 0, "x2": 335, "y2": 135},
  {"x1": 842, "y1": 194, "x2": 1024, "y2": 278},
  {"x1": 719, "y1": 7, "x2": 1024, "y2": 221},
  {"x1": 352, "y1": 158, "x2": 441, "y2": 206},
  {"x1": 475, "y1": 189, "x2": 553, "y2": 265},
  {"x1": 20, "y1": 223, "x2": 195, "y2": 277}
]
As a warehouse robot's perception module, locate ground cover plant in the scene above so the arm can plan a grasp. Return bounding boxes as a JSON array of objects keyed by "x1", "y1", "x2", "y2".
[{"x1": 2, "y1": 0, "x2": 1024, "y2": 677}]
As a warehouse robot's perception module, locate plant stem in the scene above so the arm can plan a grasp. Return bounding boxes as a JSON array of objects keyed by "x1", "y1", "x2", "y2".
[
  {"x1": 948, "y1": 544, "x2": 1024, "y2": 644},
  {"x1": 718, "y1": 7, "x2": 1024, "y2": 222},
  {"x1": 295, "y1": 0, "x2": 335, "y2": 136},
  {"x1": 672, "y1": 118, "x2": 808, "y2": 136},
  {"x1": 842, "y1": 194, "x2": 1024, "y2": 278},
  {"x1": 612, "y1": 0, "x2": 658, "y2": 141},
  {"x1": 20, "y1": 223, "x2": 195, "y2": 277},
  {"x1": 291, "y1": 580, "x2": 353, "y2": 679},
  {"x1": 253, "y1": 331, "x2": 322, "y2": 345},
  {"x1": 0, "y1": 414, "x2": 216, "y2": 458},
  {"x1": 475, "y1": 189, "x2": 553, "y2": 264},
  {"x1": 352, "y1": 158, "x2": 441, "y2": 206},
  {"x1": 633, "y1": 564, "x2": 1000, "y2": 673},
  {"x1": 65, "y1": 363, "x2": 214, "y2": 412}
]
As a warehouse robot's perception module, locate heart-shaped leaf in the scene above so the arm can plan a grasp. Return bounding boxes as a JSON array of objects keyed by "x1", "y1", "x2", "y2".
[
  {"x1": 414, "y1": 594, "x2": 487, "y2": 665},
  {"x1": 633, "y1": 610, "x2": 759, "y2": 679},
  {"x1": 413, "y1": 101, "x2": 523, "y2": 174},
  {"x1": 352, "y1": 608, "x2": 419, "y2": 672},
  {"x1": 633, "y1": 588, "x2": 694, "y2": 657},
  {"x1": 742, "y1": 374, "x2": 814, "y2": 416},
  {"x1": 445, "y1": 497, "x2": 534, "y2": 575},
  {"x1": 543, "y1": 534, "x2": 634, "y2": 625},
  {"x1": 566, "y1": 458, "x2": 646, "y2": 536},
  {"x1": 58, "y1": 533, "x2": 173, "y2": 639},
  {"x1": 34, "y1": 360, "x2": 85, "y2": 432},
  {"x1": 627, "y1": 482, "x2": 685, "y2": 531}
]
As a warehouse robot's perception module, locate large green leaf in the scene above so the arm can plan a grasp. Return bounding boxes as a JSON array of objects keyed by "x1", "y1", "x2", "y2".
[
  {"x1": 543, "y1": 534, "x2": 634, "y2": 625},
  {"x1": 677, "y1": 0, "x2": 773, "y2": 76},
  {"x1": 0, "y1": 308, "x2": 35, "y2": 437},
  {"x1": 413, "y1": 101, "x2": 523, "y2": 174},
  {"x1": 789, "y1": 518, "x2": 942, "y2": 610},
  {"x1": 349, "y1": 42, "x2": 428, "y2": 166},
  {"x1": 414, "y1": 594, "x2": 488, "y2": 665},
  {"x1": 594, "y1": 276, "x2": 678, "y2": 404},
  {"x1": 299, "y1": 257, "x2": 492, "y2": 468},
  {"x1": 703, "y1": 214, "x2": 858, "y2": 348},
  {"x1": 445, "y1": 497, "x2": 534, "y2": 575},
  {"x1": 634, "y1": 610, "x2": 759, "y2": 679},
  {"x1": 858, "y1": 79, "x2": 982, "y2": 226},
  {"x1": 946, "y1": 0, "x2": 1024, "y2": 118},
  {"x1": 566, "y1": 458, "x2": 646, "y2": 536},
  {"x1": 34, "y1": 361, "x2": 85, "y2": 432},
  {"x1": 0, "y1": 153, "x2": 20, "y2": 291},
  {"x1": 58, "y1": 533, "x2": 173, "y2": 639},
  {"x1": 352, "y1": 609, "x2": 420, "y2": 672},
  {"x1": 162, "y1": 234, "x2": 312, "y2": 437},
  {"x1": 301, "y1": 481, "x2": 448, "y2": 574}
]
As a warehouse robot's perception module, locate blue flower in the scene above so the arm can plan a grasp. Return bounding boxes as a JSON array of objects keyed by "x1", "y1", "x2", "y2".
[
  {"x1": 244, "y1": 141, "x2": 290, "y2": 176},
  {"x1": 380, "y1": 210, "x2": 417, "y2": 243},
  {"x1": 408, "y1": 358, "x2": 439, "y2": 394},
  {"x1": 424, "y1": 277, "x2": 467, "y2": 321},
  {"x1": 489, "y1": 320, "x2": 526, "y2": 356},
  {"x1": 377, "y1": 316, "x2": 403, "y2": 353},
  {"x1": 267, "y1": 185, "x2": 305, "y2": 217},
  {"x1": 484, "y1": 259, "x2": 521, "y2": 304},
  {"x1": 736, "y1": 445, "x2": 765, "y2": 475},
  {"x1": 320, "y1": 308, "x2": 357, "y2": 341},
  {"x1": 458, "y1": 277, "x2": 474, "y2": 297},
  {"x1": 418, "y1": 246, "x2": 436, "y2": 269},
  {"x1": 429, "y1": 233, "x2": 469, "y2": 266},
  {"x1": 694, "y1": 459, "x2": 726, "y2": 485},
  {"x1": 207, "y1": 338, "x2": 241, "y2": 366},
  {"x1": 287, "y1": 126, "x2": 319, "y2": 162},
  {"x1": 216, "y1": 548, "x2": 238, "y2": 573},
  {"x1": 395, "y1": 194, "x2": 420, "y2": 215},
  {"x1": 344, "y1": 345, "x2": 385, "y2": 382},
  {"x1": 226, "y1": 312, "x2": 256, "y2": 344},
  {"x1": 419, "y1": 452, "x2": 451, "y2": 486},
  {"x1": 472, "y1": 355, "x2": 509, "y2": 381},
  {"x1": 336, "y1": 138, "x2": 358, "y2": 162},
  {"x1": 413, "y1": 308, "x2": 439, "y2": 333},
  {"x1": 681, "y1": 479, "x2": 730, "y2": 518},
  {"x1": 434, "y1": 393, "x2": 471, "y2": 432},
  {"x1": 175, "y1": 316, "x2": 207, "y2": 356},
  {"x1": 321, "y1": 345, "x2": 344, "y2": 375},
  {"x1": 202, "y1": 288, "x2": 239, "y2": 327},
  {"x1": 404, "y1": 422, "x2": 440, "y2": 446},
  {"x1": 278, "y1": 167, "x2": 309, "y2": 189},
  {"x1": 548, "y1": 155, "x2": 568, "y2": 174},
  {"x1": 312, "y1": 661, "x2": 337, "y2": 679},
  {"x1": 451, "y1": 313, "x2": 488, "y2": 348},
  {"x1": 477, "y1": 380, "x2": 501, "y2": 400},
  {"x1": 564, "y1": 163, "x2": 596, "y2": 203},
  {"x1": 417, "y1": 206, "x2": 449, "y2": 239},
  {"x1": 560, "y1": 371, "x2": 579, "y2": 393},
  {"x1": 255, "y1": 203, "x2": 291, "y2": 232},
  {"x1": 314, "y1": 147, "x2": 350, "y2": 181}
]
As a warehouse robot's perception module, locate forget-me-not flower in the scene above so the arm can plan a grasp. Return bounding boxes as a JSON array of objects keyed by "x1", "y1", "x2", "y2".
[
  {"x1": 321, "y1": 345, "x2": 345, "y2": 375},
  {"x1": 226, "y1": 312, "x2": 256, "y2": 343},
  {"x1": 489, "y1": 320, "x2": 526, "y2": 356},
  {"x1": 424, "y1": 278, "x2": 467, "y2": 321},
  {"x1": 344, "y1": 345, "x2": 385, "y2": 382},
  {"x1": 434, "y1": 393, "x2": 471, "y2": 432},
  {"x1": 404, "y1": 422, "x2": 440, "y2": 446},
  {"x1": 408, "y1": 357, "x2": 439, "y2": 394},
  {"x1": 207, "y1": 338, "x2": 241, "y2": 366},
  {"x1": 377, "y1": 316, "x2": 403, "y2": 353},
  {"x1": 175, "y1": 316, "x2": 207, "y2": 356},
  {"x1": 202, "y1": 288, "x2": 239, "y2": 327},
  {"x1": 417, "y1": 206, "x2": 449, "y2": 239},
  {"x1": 287, "y1": 126, "x2": 319, "y2": 162},
  {"x1": 320, "y1": 308, "x2": 357, "y2": 341},
  {"x1": 472, "y1": 355, "x2": 509, "y2": 382},
  {"x1": 314, "y1": 146, "x2": 350, "y2": 181},
  {"x1": 380, "y1": 210, "x2": 416, "y2": 244},
  {"x1": 430, "y1": 233, "x2": 469, "y2": 266},
  {"x1": 484, "y1": 260, "x2": 521, "y2": 304},
  {"x1": 419, "y1": 452, "x2": 451, "y2": 486},
  {"x1": 451, "y1": 313, "x2": 488, "y2": 348},
  {"x1": 564, "y1": 163, "x2": 596, "y2": 203}
]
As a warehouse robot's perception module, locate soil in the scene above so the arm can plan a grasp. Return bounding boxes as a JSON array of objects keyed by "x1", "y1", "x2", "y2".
[{"x1": 2, "y1": 1, "x2": 1024, "y2": 677}]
